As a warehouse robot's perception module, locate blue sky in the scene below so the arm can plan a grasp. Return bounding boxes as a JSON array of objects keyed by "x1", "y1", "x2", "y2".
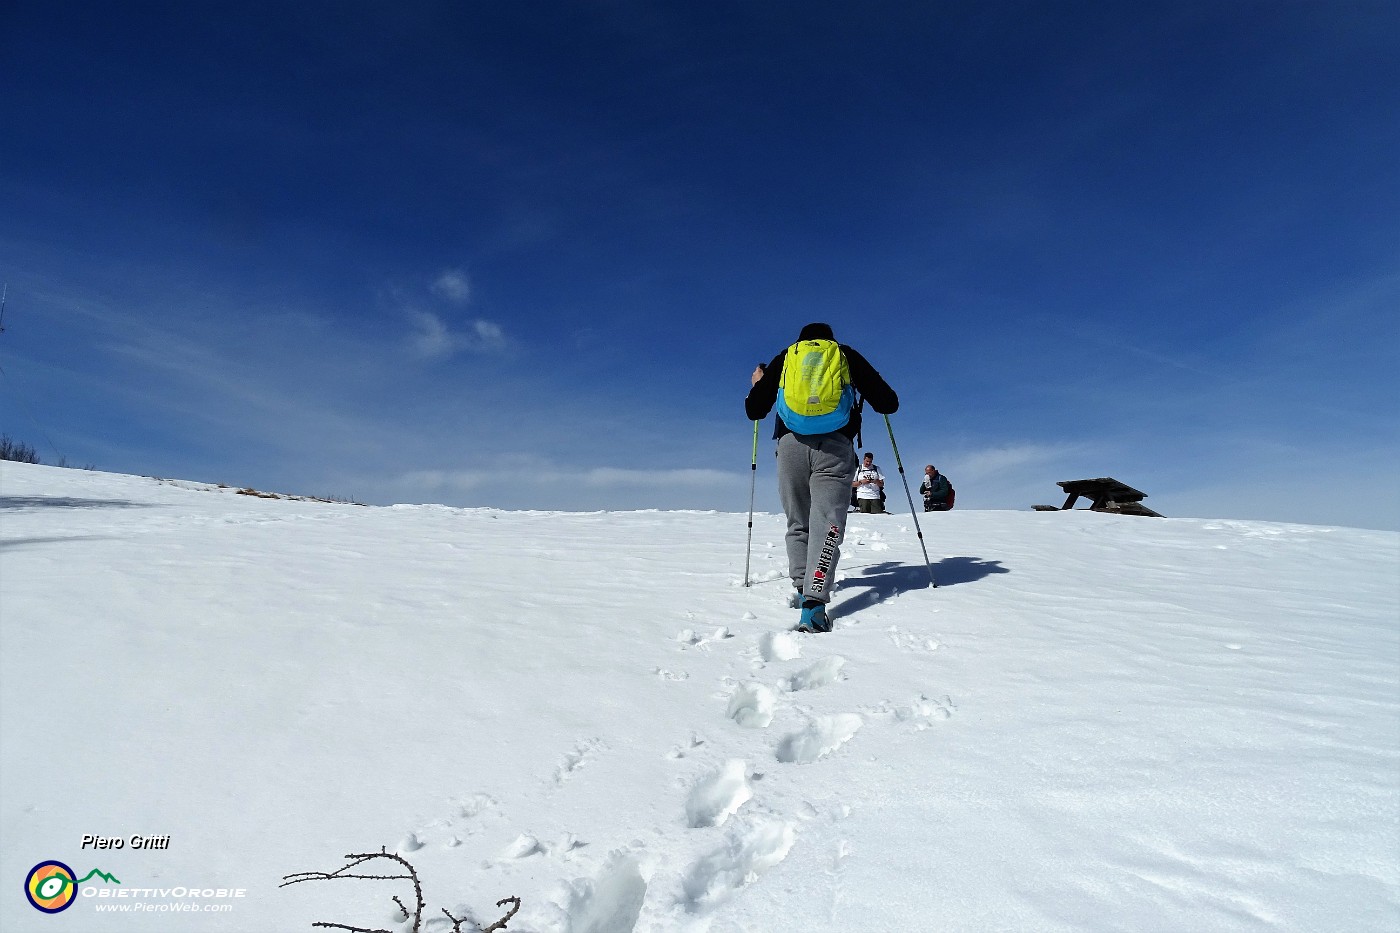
[{"x1": 3, "y1": 1, "x2": 1397, "y2": 529}]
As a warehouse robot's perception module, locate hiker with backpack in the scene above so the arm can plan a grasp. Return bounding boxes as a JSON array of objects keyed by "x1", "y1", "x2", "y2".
[
  {"x1": 853, "y1": 452, "x2": 886, "y2": 514},
  {"x1": 920, "y1": 464, "x2": 954, "y2": 511},
  {"x1": 745, "y1": 322, "x2": 899, "y2": 633}
]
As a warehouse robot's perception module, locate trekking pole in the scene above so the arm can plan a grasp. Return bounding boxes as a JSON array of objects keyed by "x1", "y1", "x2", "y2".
[
  {"x1": 883, "y1": 414, "x2": 937, "y2": 587},
  {"x1": 743, "y1": 420, "x2": 760, "y2": 586}
]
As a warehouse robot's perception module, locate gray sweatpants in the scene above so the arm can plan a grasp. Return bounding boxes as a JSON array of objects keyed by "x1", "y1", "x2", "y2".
[{"x1": 776, "y1": 431, "x2": 859, "y2": 604}]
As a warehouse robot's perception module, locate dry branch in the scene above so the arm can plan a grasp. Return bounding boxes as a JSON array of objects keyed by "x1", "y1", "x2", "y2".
[
  {"x1": 281, "y1": 848, "x2": 424, "y2": 932},
  {"x1": 284, "y1": 848, "x2": 520, "y2": 933}
]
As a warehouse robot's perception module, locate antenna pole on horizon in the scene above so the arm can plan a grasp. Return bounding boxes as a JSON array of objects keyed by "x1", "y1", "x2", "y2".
[
  {"x1": 743, "y1": 420, "x2": 760, "y2": 586},
  {"x1": 883, "y1": 414, "x2": 937, "y2": 587},
  {"x1": 0, "y1": 283, "x2": 8, "y2": 334}
]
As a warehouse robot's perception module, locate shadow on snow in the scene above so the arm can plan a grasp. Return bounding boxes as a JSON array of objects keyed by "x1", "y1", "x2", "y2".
[
  {"x1": 831, "y1": 557, "x2": 1008, "y2": 619},
  {"x1": 0, "y1": 535, "x2": 120, "y2": 550},
  {"x1": 0, "y1": 496, "x2": 152, "y2": 510}
]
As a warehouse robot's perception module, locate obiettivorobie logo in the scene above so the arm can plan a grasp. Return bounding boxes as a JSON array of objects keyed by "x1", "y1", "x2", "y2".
[{"x1": 24, "y1": 860, "x2": 121, "y2": 913}]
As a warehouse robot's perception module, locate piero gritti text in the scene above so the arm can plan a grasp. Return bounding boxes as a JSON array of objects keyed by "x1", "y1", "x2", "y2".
[{"x1": 82, "y1": 833, "x2": 171, "y2": 850}]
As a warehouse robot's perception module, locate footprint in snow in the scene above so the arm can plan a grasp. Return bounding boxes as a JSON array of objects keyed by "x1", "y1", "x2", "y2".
[
  {"x1": 498, "y1": 833, "x2": 543, "y2": 859},
  {"x1": 775, "y1": 714, "x2": 863, "y2": 763},
  {"x1": 654, "y1": 667, "x2": 690, "y2": 681},
  {"x1": 677, "y1": 627, "x2": 734, "y2": 649},
  {"x1": 562, "y1": 852, "x2": 647, "y2": 933},
  {"x1": 400, "y1": 791, "x2": 501, "y2": 852},
  {"x1": 685, "y1": 760, "x2": 753, "y2": 828},
  {"x1": 726, "y1": 683, "x2": 777, "y2": 728},
  {"x1": 782, "y1": 656, "x2": 846, "y2": 692},
  {"x1": 680, "y1": 819, "x2": 797, "y2": 915},
  {"x1": 866, "y1": 694, "x2": 956, "y2": 730},
  {"x1": 457, "y1": 793, "x2": 497, "y2": 820},
  {"x1": 666, "y1": 733, "x2": 707, "y2": 760},
  {"x1": 428, "y1": 793, "x2": 500, "y2": 849},
  {"x1": 887, "y1": 626, "x2": 941, "y2": 652},
  {"x1": 758, "y1": 631, "x2": 802, "y2": 662},
  {"x1": 496, "y1": 832, "x2": 585, "y2": 862},
  {"x1": 554, "y1": 739, "x2": 605, "y2": 786},
  {"x1": 897, "y1": 694, "x2": 955, "y2": 729},
  {"x1": 797, "y1": 800, "x2": 854, "y2": 823}
]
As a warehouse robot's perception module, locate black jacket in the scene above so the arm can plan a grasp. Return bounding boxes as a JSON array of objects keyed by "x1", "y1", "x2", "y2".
[
  {"x1": 745, "y1": 344, "x2": 898, "y2": 441},
  {"x1": 921, "y1": 472, "x2": 952, "y2": 500}
]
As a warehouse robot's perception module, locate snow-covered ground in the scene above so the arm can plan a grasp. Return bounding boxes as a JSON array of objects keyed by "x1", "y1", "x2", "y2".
[{"x1": 2, "y1": 461, "x2": 1396, "y2": 932}]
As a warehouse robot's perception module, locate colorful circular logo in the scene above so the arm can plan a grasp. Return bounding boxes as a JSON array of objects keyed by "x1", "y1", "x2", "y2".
[{"x1": 25, "y1": 861, "x2": 77, "y2": 913}]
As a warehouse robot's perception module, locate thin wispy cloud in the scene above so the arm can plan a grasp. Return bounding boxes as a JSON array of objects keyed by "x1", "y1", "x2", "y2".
[
  {"x1": 96, "y1": 317, "x2": 401, "y2": 460},
  {"x1": 407, "y1": 310, "x2": 509, "y2": 360},
  {"x1": 951, "y1": 443, "x2": 1089, "y2": 478},
  {"x1": 431, "y1": 269, "x2": 471, "y2": 304},
  {"x1": 408, "y1": 309, "x2": 456, "y2": 359},
  {"x1": 406, "y1": 269, "x2": 510, "y2": 360},
  {"x1": 471, "y1": 319, "x2": 507, "y2": 349},
  {"x1": 399, "y1": 463, "x2": 737, "y2": 494},
  {"x1": 580, "y1": 467, "x2": 734, "y2": 489}
]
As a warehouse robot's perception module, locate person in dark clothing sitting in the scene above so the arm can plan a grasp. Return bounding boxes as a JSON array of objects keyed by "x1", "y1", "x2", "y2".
[{"x1": 920, "y1": 465, "x2": 954, "y2": 512}]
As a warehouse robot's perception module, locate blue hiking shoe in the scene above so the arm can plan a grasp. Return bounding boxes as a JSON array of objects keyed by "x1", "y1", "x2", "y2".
[
  {"x1": 787, "y1": 587, "x2": 803, "y2": 609},
  {"x1": 797, "y1": 601, "x2": 832, "y2": 633}
]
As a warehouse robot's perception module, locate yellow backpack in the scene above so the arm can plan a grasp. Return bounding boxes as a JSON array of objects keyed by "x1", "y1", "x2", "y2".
[{"x1": 775, "y1": 339, "x2": 855, "y2": 434}]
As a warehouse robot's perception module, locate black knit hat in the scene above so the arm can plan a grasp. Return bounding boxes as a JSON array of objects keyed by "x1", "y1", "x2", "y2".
[{"x1": 798, "y1": 322, "x2": 835, "y2": 341}]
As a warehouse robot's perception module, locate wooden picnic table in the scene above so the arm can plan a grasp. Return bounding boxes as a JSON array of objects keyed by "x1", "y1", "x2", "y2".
[{"x1": 1033, "y1": 477, "x2": 1164, "y2": 517}]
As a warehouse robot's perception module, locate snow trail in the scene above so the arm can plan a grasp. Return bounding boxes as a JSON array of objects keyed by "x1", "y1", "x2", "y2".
[{"x1": 2, "y1": 462, "x2": 1396, "y2": 932}]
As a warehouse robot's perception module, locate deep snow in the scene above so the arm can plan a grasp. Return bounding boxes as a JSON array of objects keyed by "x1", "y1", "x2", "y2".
[{"x1": 2, "y1": 461, "x2": 1396, "y2": 932}]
